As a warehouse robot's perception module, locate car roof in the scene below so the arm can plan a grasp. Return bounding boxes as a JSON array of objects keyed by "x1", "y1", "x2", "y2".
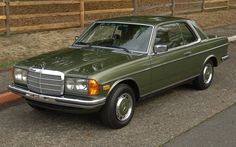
[{"x1": 97, "y1": 16, "x2": 190, "y2": 26}]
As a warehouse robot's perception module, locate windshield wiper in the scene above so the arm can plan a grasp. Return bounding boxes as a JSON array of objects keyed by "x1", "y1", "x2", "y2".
[{"x1": 104, "y1": 45, "x2": 131, "y2": 53}]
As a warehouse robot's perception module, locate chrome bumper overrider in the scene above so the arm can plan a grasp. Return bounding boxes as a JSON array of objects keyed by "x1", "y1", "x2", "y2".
[
  {"x1": 221, "y1": 55, "x2": 229, "y2": 61},
  {"x1": 8, "y1": 85, "x2": 106, "y2": 109}
]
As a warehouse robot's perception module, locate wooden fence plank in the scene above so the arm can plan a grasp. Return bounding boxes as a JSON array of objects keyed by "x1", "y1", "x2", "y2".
[
  {"x1": 10, "y1": 22, "x2": 81, "y2": 32},
  {"x1": 159, "y1": 12, "x2": 172, "y2": 16},
  {"x1": 230, "y1": 4, "x2": 236, "y2": 8},
  {"x1": 0, "y1": 28, "x2": 6, "y2": 32},
  {"x1": 10, "y1": 1, "x2": 80, "y2": 6},
  {"x1": 80, "y1": 0, "x2": 84, "y2": 27},
  {"x1": 138, "y1": 3, "x2": 171, "y2": 12},
  {"x1": 205, "y1": 0, "x2": 228, "y2": 4},
  {"x1": 4, "y1": 0, "x2": 10, "y2": 36},
  {"x1": 10, "y1": 12, "x2": 80, "y2": 19},
  {"x1": 202, "y1": 0, "x2": 206, "y2": 11},
  {"x1": 175, "y1": 8, "x2": 202, "y2": 14},
  {"x1": 204, "y1": 5, "x2": 228, "y2": 10},
  {"x1": 171, "y1": 0, "x2": 175, "y2": 16},
  {"x1": 85, "y1": 8, "x2": 134, "y2": 15},
  {"x1": 0, "y1": 15, "x2": 6, "y2": 20},
  {"x1": 132, "y1": 0, "x2": 138, "y2": 16},
  {"x1": 0, "y1": 2, "x2": 6, "y2": 7},
  {"x1": 175, "y1": 1, "x2": 203, "y2": 5},
  {"x1": 85, "y1": 0, "x2": 130, "y2": 2}
]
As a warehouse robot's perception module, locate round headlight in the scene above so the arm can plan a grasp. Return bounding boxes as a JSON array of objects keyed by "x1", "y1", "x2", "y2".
[
  {"x1": 14, "y1": 68, "x2": 27, "y2": 84},
  {"x1": 14, "y1": 69, "x2": 23, "y2": 81},
  {"x1": 22, "y1": 70, "x2": 27, "y2": 82},
  {"x1": 66, "y1": 78, "x2": 75, "y2": 90}
]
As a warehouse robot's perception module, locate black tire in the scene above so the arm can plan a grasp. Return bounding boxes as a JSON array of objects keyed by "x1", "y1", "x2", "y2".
[
  {"x1": 99, "y1": 84, "x2": 135, "y2": 129},
  {"x1": 193, "y1": 60, "x2": 214, "y2": 90}
]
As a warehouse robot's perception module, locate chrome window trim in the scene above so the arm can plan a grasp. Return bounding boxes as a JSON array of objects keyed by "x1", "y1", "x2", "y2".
[
  {"x1": 73, "y1": 22, "x2": 96, "y2": 43},
  {"x1": 201, "y1": 36, "x2": 226, "y2": 43},
  {"x1": 95, "y1": 20, "x2": 155, "y2": 27},
  {"x1": 148, "y1": 20, "x2": 202, "y2": 55},
  {"x1": 74, "y1": 21, "x2": 155, "y2": 54}
]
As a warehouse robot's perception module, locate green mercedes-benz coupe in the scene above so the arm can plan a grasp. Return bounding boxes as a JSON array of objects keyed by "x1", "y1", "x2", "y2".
[{"x1": 9, "y1": 16, "x2": 229, "y2": 129}]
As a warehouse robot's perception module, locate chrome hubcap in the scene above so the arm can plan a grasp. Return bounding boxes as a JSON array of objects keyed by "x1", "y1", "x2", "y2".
[
  {"x1": 203, "y1": 63, "x2": 213, "y2": 84},
  {"x1": 116, "y1": 93, "x2": 133, "y2": 121}
]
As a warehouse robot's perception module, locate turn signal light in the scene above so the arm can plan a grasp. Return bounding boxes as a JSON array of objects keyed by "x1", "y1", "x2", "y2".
[{"x1": 88, "y1": 79, "x2": 100, "y2": 96}]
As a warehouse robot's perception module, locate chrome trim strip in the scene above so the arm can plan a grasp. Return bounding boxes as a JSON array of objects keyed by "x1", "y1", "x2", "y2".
[
  {"x1": 28, "y1": 84, "x2": 62, "y2": 92},
  {"x1": 29, "y1": 68, "x2": 65, "y2": 80},
  {"x1": 102, "y1": 43, "x2": 228, "y2": 85},
  {"x1": 74, "y1": 21, "x2": 154, "y2": 54},
  {"x1": 148, "y1": 20, "x2": 202, "y2": 55},
  {"x1": 8, "y1": 85, "x2": 106, "y2": 109},
  {"x1": 203, "y1": 54, "x2": 216, "y2": 66},
  {"x1": 221, "y1": 55, "x2": 229, "y2": 61},
  {"x1": 27, "y1": 79, "x2": 62, "y2": 87},
  {"x1": 201, "y1": 36, "x2": 225, "y2": 43},
  {"x1": 28, "y1": 75, "x2": 63, "y2": 82},
  {"x1": 140, "y1": 74, "x2": 199, "y2": 97},
  {"x1": 95, "y1": 20, "x2": 155, "y2": 27}
]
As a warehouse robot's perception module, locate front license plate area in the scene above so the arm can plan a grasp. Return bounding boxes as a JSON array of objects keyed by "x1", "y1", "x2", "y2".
[{"x1": 26, "y1": 93, "x2": 43, "y2": 99}]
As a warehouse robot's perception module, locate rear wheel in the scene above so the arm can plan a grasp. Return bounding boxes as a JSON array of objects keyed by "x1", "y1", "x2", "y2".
[
  {"x1": 193, "y1": 60, "x2": 214, "y2": 90},
  {"x1": 100, "y1": 84, "x2": 135, "y2": 129}
]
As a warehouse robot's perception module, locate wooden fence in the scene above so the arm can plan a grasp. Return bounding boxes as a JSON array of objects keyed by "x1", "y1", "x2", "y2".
[
  {"x1": 0, "y1": 0, "x2": 235, "y2": 35},
  {"x1": 229, "y1": 0, "x2": 236, "y2": 8}
]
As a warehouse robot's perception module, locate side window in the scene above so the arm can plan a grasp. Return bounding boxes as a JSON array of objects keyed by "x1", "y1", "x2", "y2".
[
  {"x1": 178, "y1": 23, "x2": 197, "y2": 44},
  {"x1": 155, "y1": 23, "x2": 184, "y2": 50}
]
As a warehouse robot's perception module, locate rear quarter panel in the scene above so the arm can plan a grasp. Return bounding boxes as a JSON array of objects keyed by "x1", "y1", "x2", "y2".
[{"x1": 190, "y1": 36, "x2": 228, "y2": 75}]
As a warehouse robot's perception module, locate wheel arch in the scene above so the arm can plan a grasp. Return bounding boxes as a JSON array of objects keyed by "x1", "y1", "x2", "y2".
[
  {"x1": 204, "y1": 55, "x2": 218, "y2": 67},
  {"x1": 107, "y1": 78, "x2": 140, "y2": 101}
]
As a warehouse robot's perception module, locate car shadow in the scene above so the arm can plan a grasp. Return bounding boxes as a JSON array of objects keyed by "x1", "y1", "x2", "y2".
[
  {"x1": 16, "y1": 83, "x2": 196, "y2": 130},
  {"x1": 136, "y1": 83, "x2": 196, "y2": 107}
]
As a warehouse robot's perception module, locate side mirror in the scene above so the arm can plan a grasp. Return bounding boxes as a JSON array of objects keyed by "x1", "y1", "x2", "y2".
[{"x1": 153, "y1": 45, "x2": 168, "y2": 54}]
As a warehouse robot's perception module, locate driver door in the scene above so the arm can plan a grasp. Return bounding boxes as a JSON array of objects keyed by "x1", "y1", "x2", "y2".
[{"x1": 149, "y1": 23, "x2": 193, "y2": 92}]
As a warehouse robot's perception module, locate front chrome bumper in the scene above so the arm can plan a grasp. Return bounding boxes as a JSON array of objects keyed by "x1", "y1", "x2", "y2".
[{"x1": 8, "y1": 85, "x2": 106, "y2": 109}]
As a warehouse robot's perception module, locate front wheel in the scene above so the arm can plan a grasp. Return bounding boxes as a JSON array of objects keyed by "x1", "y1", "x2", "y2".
[
  {"x1": 100, "y1": 84, "x2": 135, "y2": 129},
  {"x1": 193, "y1": 60, "x2": 214, "y2": 90}
]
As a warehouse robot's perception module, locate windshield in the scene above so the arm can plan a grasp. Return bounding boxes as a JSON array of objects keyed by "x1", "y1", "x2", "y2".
[{"x1": 75, "y1": 22, "x2": 153, "y2": 53}]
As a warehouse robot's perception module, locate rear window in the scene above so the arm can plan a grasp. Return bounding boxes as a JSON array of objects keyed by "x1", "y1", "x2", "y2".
[{"x1": 178, "y1": 23, "x2": 197, "y2": 45}]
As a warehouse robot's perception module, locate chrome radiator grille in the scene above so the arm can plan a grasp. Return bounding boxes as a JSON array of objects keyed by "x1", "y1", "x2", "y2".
[{"x1": 27, "y1": 68, "x2": 64, "y2": 96}]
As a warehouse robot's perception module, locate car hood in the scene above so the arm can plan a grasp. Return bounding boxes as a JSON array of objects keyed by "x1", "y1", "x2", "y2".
[{"x1": 16, "y1": 47, "x2": 144, "y2": 75}]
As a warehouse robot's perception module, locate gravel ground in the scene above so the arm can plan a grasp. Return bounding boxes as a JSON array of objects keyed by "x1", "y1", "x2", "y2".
[
  {"x1": 0, "y1": 42, "x2": 235, "y2": 146},
  {"x1": 0, "y1": 71, "x2": 10, "y2": 93}
]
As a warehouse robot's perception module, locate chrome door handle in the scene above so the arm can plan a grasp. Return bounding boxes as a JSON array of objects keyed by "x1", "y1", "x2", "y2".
[{"x1": 184, "y1": 51, "x2": 192, "y2": 55}]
